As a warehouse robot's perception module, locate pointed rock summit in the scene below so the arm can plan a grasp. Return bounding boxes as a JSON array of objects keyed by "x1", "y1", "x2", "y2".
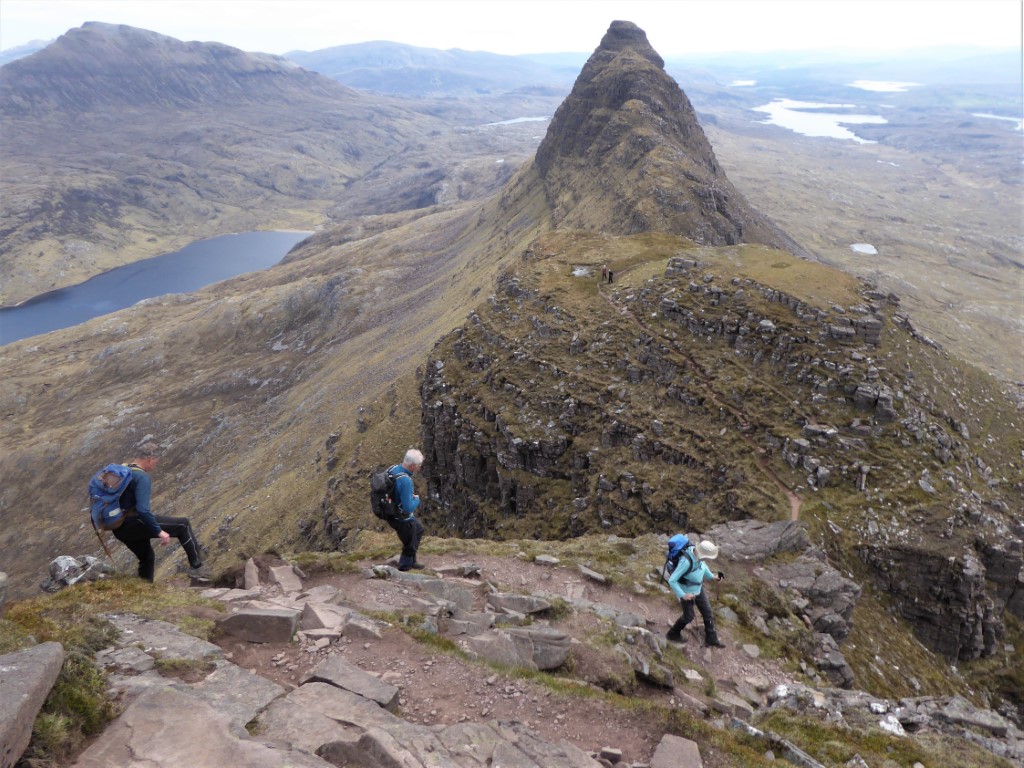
[{"x1": 535, "y1": 20, "x2": 797, "y2": 250}]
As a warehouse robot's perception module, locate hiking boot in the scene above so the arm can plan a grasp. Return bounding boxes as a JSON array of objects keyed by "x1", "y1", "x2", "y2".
[
  {"x1": 408, "y1": 562, "x2": 425, "y2": 570},
  {"x1": 706, "y1": 636, "x2": 726, "y2": 648},
  {"x1": 187, "y1": 564, "x2": 211, "y2": 582},
  {"x1": 665, "y1": 631, "x2": 685, "y2": 644}
]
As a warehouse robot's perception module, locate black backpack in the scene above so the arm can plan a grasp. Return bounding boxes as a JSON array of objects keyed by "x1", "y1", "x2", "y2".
[{"x1": 370, "y1": 466, "x2": 401, "y2": 521}]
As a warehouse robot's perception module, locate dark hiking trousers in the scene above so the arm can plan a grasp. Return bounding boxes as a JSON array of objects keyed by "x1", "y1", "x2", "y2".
[
  {"x1": 113, "y1": 514, "x2": 202, "y2": 582},
  {"x1": 669, "y1": 587, "x2": 719, "y2": 642},
  {"x1": 386, "y1": 515, "x2": 424, "y2": 569}
]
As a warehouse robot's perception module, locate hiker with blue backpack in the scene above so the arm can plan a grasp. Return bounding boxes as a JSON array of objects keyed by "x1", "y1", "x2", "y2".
[
  {"x1": 88, "y1": 442, "x2": 206, "y2": 582},
  {"x1": 663, "y1": 534, "x2": 726, "y2": 648}
]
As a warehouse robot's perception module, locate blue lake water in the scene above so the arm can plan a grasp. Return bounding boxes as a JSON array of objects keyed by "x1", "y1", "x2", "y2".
[{"x1": 0, "y1": 230, "x2": 310, "y2": 346}]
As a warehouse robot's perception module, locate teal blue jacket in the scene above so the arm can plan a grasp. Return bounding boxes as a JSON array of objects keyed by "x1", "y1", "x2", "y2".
[{"x1": 667, "y1": 550, "x2": 716, "y2": 598}]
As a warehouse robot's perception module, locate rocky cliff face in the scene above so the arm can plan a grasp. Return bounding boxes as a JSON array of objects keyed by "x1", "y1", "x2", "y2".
[{"x1": 533, "y1": 21, "x2": 800, "y2": 252}]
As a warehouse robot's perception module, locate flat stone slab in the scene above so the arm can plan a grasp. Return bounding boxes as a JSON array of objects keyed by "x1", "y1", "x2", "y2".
[
  {"x1": 417, "y1": 578, "x2": 477, "y2": 611},
  {"x1": 70, "y1": 687, "x2": 331, "y2": 768},
  {"x1": 255, "y1": 682, "x2": 404, "y2": 754},
  {"x1": 300, "y1": 655, "x2": 399, "y2": 709},
  {"x1": 180, "y1": 660, "x2": 286, "y2": 735},
  {"x1": 321, "y1": 719, "x2": 602, "y2": 768},
  {"x1": 0, "y1": 642, "x2": 65, "y2": 768},
  {"x1": 487, "y1": 592, "x2": 551, "y2": 615},
  {"x1": 105, "y1": 614, "x2": 223, "y2": 661},
  {"x1": 651, "y1": 733, "x2": 704, "y2": 768}
]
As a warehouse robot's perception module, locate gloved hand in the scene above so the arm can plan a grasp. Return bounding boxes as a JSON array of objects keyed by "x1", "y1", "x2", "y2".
[{"x1": 717, "y1": 571, "x2": 725, "y2": 581}]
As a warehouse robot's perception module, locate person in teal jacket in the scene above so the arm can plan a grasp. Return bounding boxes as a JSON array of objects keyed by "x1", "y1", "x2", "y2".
[{"x1": 666, "y1": 539, "x2": 726, "y2": 648}]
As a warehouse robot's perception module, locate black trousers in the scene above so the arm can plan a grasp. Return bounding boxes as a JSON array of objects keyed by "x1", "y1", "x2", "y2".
[
  {"x1": 386, "y1": 515, "x2": 424, "y2": 568},
  {"x1": 112, "y1": 514, "x2": 202, "y2": 581},
  {"x1": 669, "y1": 587, "x2": 719, "y2": 640}
]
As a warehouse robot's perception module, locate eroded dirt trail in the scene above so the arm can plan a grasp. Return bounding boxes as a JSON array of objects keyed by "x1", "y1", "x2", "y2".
[{"x1": 216, "y1": 551, "x2": 801, "y2": 766}]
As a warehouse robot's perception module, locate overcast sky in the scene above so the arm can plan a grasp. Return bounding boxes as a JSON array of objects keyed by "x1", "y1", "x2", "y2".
[{"x1": 1, "y1": 0, "x2": 1020, "y2": 57}]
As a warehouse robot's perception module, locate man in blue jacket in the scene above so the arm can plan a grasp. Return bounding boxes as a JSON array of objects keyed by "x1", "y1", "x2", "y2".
[
  {"x1": 111, "y1": 442, "x2": 206, "y2": 582},
  {"x1": 666, "y1": 539, "x2": 726, "y2": 648},
  {"x1": 387, "y1": 448, "x2": 426, "y2": 571}
]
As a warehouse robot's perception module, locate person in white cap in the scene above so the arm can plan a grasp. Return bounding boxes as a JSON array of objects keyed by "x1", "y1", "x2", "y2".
[{"x1": 666, "y1": 539, "x2": 726, "y2": 648}]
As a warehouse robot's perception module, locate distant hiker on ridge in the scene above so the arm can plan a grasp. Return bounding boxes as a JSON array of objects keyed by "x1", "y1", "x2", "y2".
[
  {"x1": 666, "y1": 539, "x2": 726, "y2": 648},
  {"x1": 386, "y1": 448, "x2": 426, "y2": 571},
  {"x1": 89, "y1": 441, "x2": 207, "y2": 582}
]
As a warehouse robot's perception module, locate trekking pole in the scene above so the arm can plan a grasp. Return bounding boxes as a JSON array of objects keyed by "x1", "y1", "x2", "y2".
[{"x1": 92, "y1": 521, "x2": 116, "y2": 564}]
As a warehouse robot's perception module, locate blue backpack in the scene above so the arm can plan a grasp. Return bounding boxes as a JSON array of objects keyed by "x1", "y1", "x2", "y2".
[
  {"x1": 88, "y1": 464, "x2": 134, "y2": 531},
  {"x1": 661, "y1": 533, "x2": 695, "y2": 583}
]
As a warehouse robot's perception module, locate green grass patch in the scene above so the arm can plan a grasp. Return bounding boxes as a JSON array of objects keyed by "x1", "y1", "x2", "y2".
[{"x1": 154, "y1": 657, "x2": 217, "y2": 682}]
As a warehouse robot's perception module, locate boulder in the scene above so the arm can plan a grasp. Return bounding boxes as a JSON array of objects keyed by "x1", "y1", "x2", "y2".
[
  {"x1": 417, "y1": 578, "x2": 478, "y2": 611},
  {"x1": 300, "y1": 656, "x2": 399, "y2": 710},
  {"x1": 268, "y1": 564, "x2": 303, "y2": 592},
  {"x1": 650, "y1": 733, "x2": 703, "y2": 768},
  {"x1": 507, "y1": 627, "x2": 572, "y2": 670},
  {"x1": 0, "y1": 642, "x2": 65, "y2": 768},
  {"x1": 215, "y1": 608, "x2": 299, "y2": 643},
  {"x1": 487, "y1": 592, "x2": 552, "y2": 615}
]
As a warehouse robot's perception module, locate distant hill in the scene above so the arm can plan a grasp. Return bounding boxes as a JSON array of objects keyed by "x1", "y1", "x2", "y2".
[
  {"x1": 0, "y1": 23, "x2": 496, "y2": 305},
  {"x1": 285, "y1": 40, "x2": 578, "y2": 97},
  {"x1": 0, "y1": 39, "x2": 51, "y2": 66}
]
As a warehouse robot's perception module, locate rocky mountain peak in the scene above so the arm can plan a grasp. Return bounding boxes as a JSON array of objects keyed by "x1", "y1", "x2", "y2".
[
  {"x1": 592, "y1": 19, "x2": 665, "y2": 68},
  {"x1": 533, "y1": 21, "x2": 799, "y2": 251}
]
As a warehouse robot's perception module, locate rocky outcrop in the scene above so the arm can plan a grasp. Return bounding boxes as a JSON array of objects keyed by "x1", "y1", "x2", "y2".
[
  {"x1": 40, "y1": 555, "x2": 116, "y2": 592},
  {"x1": 706, "y1": 520, "x2": 809, "y2": 561},
  {"x1": 767, "y1": 685, "x2": 1024, "y2": 764},
  {"x1": 857, "y1": 544, "x2": 1003, "y2": 660},
  {"x1": 533, "y1": 21, "x2": 799, "y2": 252},
  {"x1": 0, "y1": 642, "x2": 66, "y2": 768}
]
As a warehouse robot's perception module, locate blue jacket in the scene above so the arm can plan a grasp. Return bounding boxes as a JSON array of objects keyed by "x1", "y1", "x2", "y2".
[
  {"x1": 391, "y1": 465, "x2": 420, "y2": 519},
  {"x1": 667, "y1": 549, "x2": 716, "y2": 598},
  {"x1": 119, "y1": 466, "x2": 162, "y2": 536}
]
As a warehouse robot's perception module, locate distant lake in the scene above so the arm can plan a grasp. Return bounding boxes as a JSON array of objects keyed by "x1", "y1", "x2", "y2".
[
  {"x1": 753, "y1": 99, "x2": 886, "y2": 144},
  {"x1": 0, "y1": 230, "x2": 310, "y2": 346}
]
